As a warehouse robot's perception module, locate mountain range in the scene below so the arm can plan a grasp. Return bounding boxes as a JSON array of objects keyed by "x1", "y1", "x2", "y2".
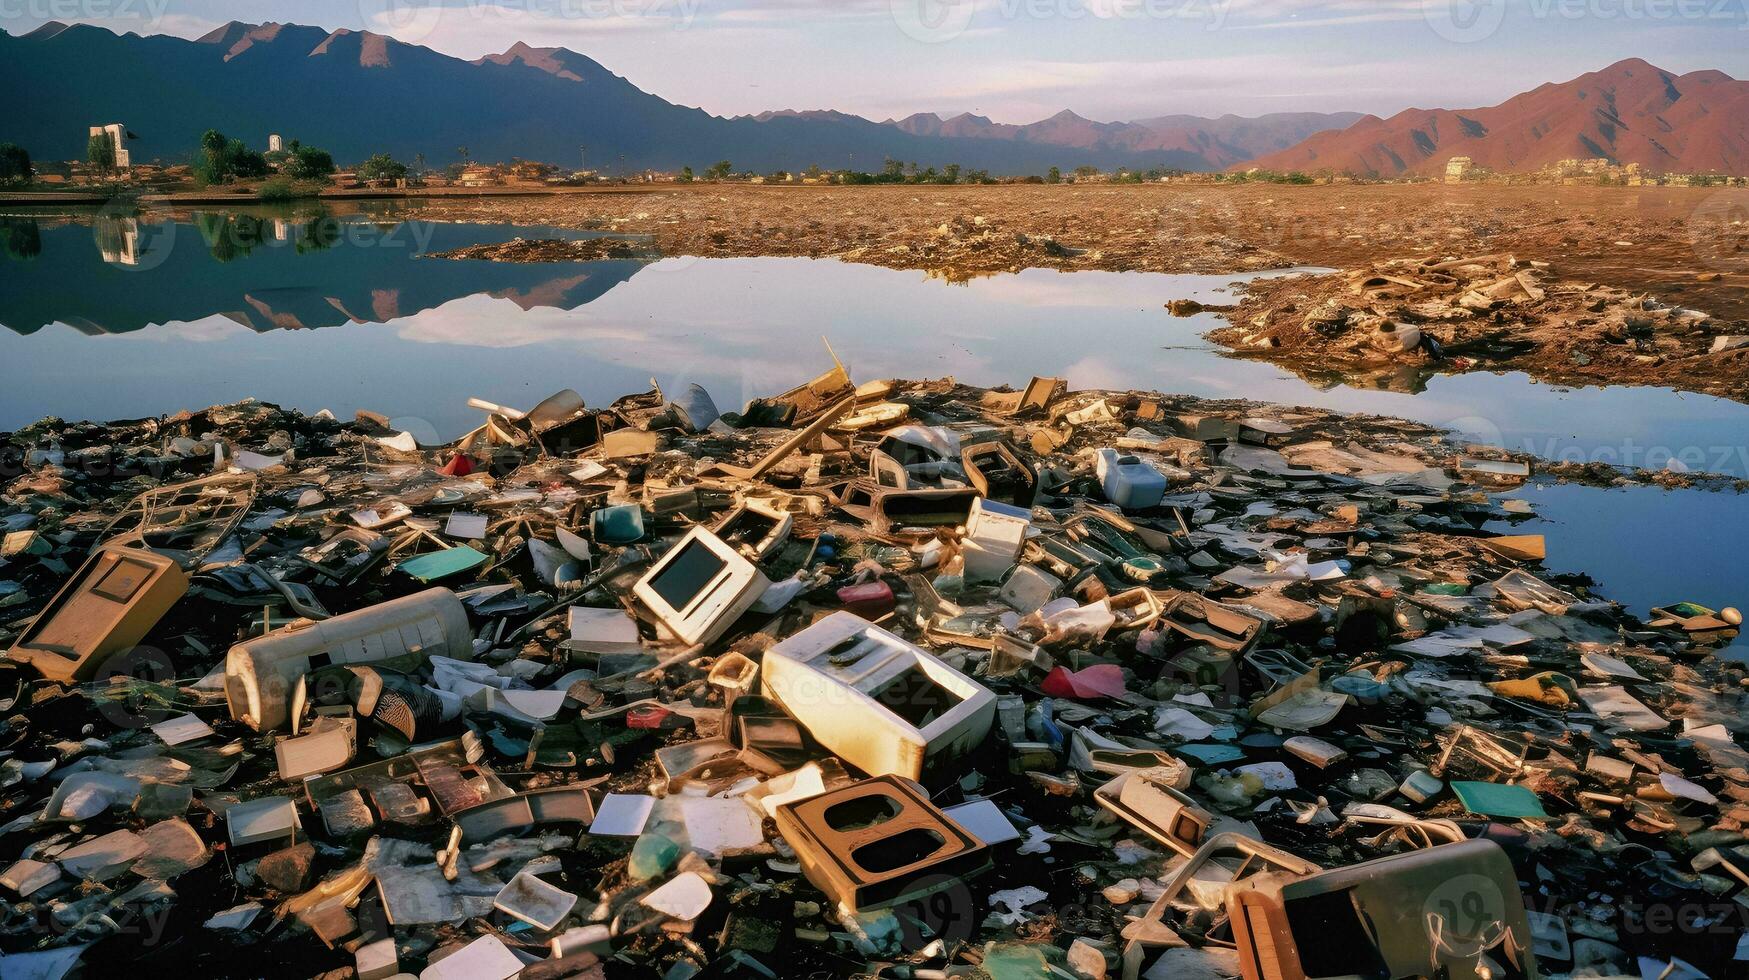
[
  {"x1": 0, "y1": 21, "x2": 1340, "y2": 173},
  {"x1": 1246, "y1": 58, "x2": 1749, "y2": 177},
  {"x1": 1, "y1": 22, "x2": 1742, "y2": 176},
  {"x1": 884, "y1": 110, "x2": 1365, "y2": 170}
]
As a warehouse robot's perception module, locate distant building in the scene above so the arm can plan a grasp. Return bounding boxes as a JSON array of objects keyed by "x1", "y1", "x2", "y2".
[
  {"x1": 269, "y1": 134, "x2": 284, "y2": 153},
  {"x1": 1444, "y1": 156, "x2": 1474, "y2": 183},
  {"x1": 457, "y1": 165, "x2": 502, "y2": 187},
  {"x1": 507, "y1": 160, "x2": 557, "y2": 185},
  {"x1": 88, "y1": 123, "x2": 130, "y2": 168},
  {"x1": 94, "y1": 216, "x2": 143, "y2": 265}
]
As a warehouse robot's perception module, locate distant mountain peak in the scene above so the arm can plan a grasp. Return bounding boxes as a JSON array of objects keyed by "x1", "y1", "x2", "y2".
[
  {"x1": 193, "y1": 21, "x2": 339, "y2": 62},
  {"x1": 309, "y1": 28, "x2": 400, "y2": 68},
  {"x1": 22, "y1": 20, "x2": 73, "y2": 40},
  {"x1": 474, "y1": 41, "x2": 612, "y2": 84},
  {"x1": 1246, "y1": 59, "x2": 1746, "y2": 176},
  {"x1": 747, "y1": 108, "x2": 865, "y2": 125},
  {"x1": 1600, "y1": 56, "x2": 1659, "y2": 74},
  {"x1": 195, "y1": 20, "x2": 257, "y2": 45}
]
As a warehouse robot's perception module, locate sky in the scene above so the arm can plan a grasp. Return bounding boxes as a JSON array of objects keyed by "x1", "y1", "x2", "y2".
[{"x1": 7, "y1": 0, "x2": 1748, "y2": 122}]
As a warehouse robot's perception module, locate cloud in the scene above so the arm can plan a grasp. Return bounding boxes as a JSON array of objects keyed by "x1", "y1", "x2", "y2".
[{"x1": 914, "y1": 52, "x2": 1404, "y2": 119}]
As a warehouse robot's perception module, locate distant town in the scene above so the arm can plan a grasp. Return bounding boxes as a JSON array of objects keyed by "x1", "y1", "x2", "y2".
[{"x1": 0, "y1": 124, "x2": 1743, "y2": 200}]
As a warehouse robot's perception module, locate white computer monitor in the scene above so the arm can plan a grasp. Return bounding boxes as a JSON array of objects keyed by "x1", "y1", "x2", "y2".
[{"x1": 633, "y1": 526, "x2": 770, "y2": 647}]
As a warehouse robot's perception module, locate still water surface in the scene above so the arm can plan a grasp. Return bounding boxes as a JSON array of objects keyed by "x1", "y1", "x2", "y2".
[{"x1": 1, "y1": 211, "x2": 1743, "y2": 614}]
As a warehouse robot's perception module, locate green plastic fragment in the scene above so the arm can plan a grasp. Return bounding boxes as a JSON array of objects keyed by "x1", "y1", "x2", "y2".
[
  {"x1": 1451, "y1": 780, "x2": 1548, "y2": 819},
  {"x1": 397, "y1": 545, "x2": 488, "y2": 582}
]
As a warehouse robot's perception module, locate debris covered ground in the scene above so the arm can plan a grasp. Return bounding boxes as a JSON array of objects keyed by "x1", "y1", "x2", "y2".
[
  {"x1": 402, "y1": 183, "x2": 1749, "y2": 405},
  {"x1": 0, "y1": 360, "x2": 1745, "y2": 980},
  {"x1": 1208, "y1": 254, "x2": 1749, "y2": 402}
]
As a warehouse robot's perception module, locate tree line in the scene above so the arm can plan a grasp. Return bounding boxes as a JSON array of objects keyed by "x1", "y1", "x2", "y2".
[{"x1": 0, "y1": 135, "x2": 1326, "y2": 189}]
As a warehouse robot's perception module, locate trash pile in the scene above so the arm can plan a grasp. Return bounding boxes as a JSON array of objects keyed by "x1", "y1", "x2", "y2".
[
  {"x1": 425, "y1": 239, "x2": 662, "y2": 264},
  {"x1": 1, "y1": 356, "x2": 1745, "y2": 980},
  {"x1": 1211, "y1": 254, "x2": 1749, "y2": 402}
]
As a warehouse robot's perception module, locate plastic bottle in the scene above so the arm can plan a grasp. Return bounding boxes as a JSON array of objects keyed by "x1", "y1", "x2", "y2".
[{"x1": 1094, "y1": 449, "x2": 1167, "y2": 510}]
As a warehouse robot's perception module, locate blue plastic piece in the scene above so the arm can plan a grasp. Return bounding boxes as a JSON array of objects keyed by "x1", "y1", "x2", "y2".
[
  {"x1": 1095, "y1": 449, "x2": 1168, "y2": 510},
  {"x1": 590, "y1": 504, "x2": 646, "y2": 545}
]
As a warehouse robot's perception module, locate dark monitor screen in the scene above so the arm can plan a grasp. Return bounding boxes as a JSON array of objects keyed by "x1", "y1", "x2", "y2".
[
  {"x1": 649, "y1": 539, "x2": 728, "y2": 611},
  {"x1": 1282, "y1": 889, "x2": 1390, "y2": 979},
  {"x1": 873, "y1": 667, "x2": 965, "y2": 728}
]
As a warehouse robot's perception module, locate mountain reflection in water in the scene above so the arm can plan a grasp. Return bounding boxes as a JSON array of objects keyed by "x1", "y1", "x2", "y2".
[{"x1": 0, "y1": 211, "x2": 641, "y2": 336}]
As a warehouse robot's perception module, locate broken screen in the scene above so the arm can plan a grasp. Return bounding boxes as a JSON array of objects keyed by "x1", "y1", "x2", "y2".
[
  {"x1": 874, "y1": 667, "x2": 966, "y2": 727},
  {"x1": 649, "y1": 540, "x2": 728, "y2": 611},
  {"x1": 1282, "y1": 889, "x2": 1390, "y2": 979}
]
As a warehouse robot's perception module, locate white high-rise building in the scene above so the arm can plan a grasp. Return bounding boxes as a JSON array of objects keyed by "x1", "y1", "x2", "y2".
[{"x1": 87, "y1": 124, "x2": 130, "y2": 168}]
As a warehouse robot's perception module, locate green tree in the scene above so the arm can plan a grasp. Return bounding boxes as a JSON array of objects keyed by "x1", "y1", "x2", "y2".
[
  {"x1": 87, "y1": 132, "x2": 116, "y2": 174},
  {"x1": 194, "y1": 129, "x2": 268, "y2": 185},
  {"x1": 1046, "y1": 166, "x2": 1062, "y2": 184},
  {"x1": 0, "y1": 218, "x2": 42, "y2": 260},
  {"x1": 704, "y1": 160, "x2": 733, "y2": 181},
  {"x1": 940, "y1": 163, "x2": 961, "y2": 185},
  {"x1": 803, "y1": 164, "x2": 824, "y2": 181},
  {"x1": 1073, "y1": 165, "x2": 1101, "y2": 179},
  {"x1": 195, "y1": 212, "x2": 265, "y2": 263},
  {"x1": 0, "y1": 143, "x2": 32, "y2": 184},
  {"x1": 679, "y1": 166, "x2": 694, "y2": 183},
  {"x1": 295, "y1": 215, "x2": 343, "y2": 255},
  {"x1": 357, "y1": 154, "x2": 410, "y2": 183},
  {"x1": 283, "y1": 144, "x2": 336, "y2": 180}
]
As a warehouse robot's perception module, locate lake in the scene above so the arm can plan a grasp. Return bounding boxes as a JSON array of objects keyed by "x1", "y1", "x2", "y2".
[{"x1": 1, "y1": 209, "x2": 1744, "y2": 615}]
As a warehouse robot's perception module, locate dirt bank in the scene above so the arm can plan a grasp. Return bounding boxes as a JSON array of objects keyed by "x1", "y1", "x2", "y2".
[{"x1": 401, "y1": 183, "x2": 1748, "y2": 311}]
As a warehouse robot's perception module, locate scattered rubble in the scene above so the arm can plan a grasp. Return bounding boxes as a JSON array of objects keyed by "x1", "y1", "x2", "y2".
[
  {"x1": 0, "y1": 357, "x2": 1744, "y2": 979},
  {"x1": 1212, "y1": 254, "x2": 1749, "y2": 402},
  {"x1": 424, "y1": 238, "x2": 661, "y2": 264}
]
